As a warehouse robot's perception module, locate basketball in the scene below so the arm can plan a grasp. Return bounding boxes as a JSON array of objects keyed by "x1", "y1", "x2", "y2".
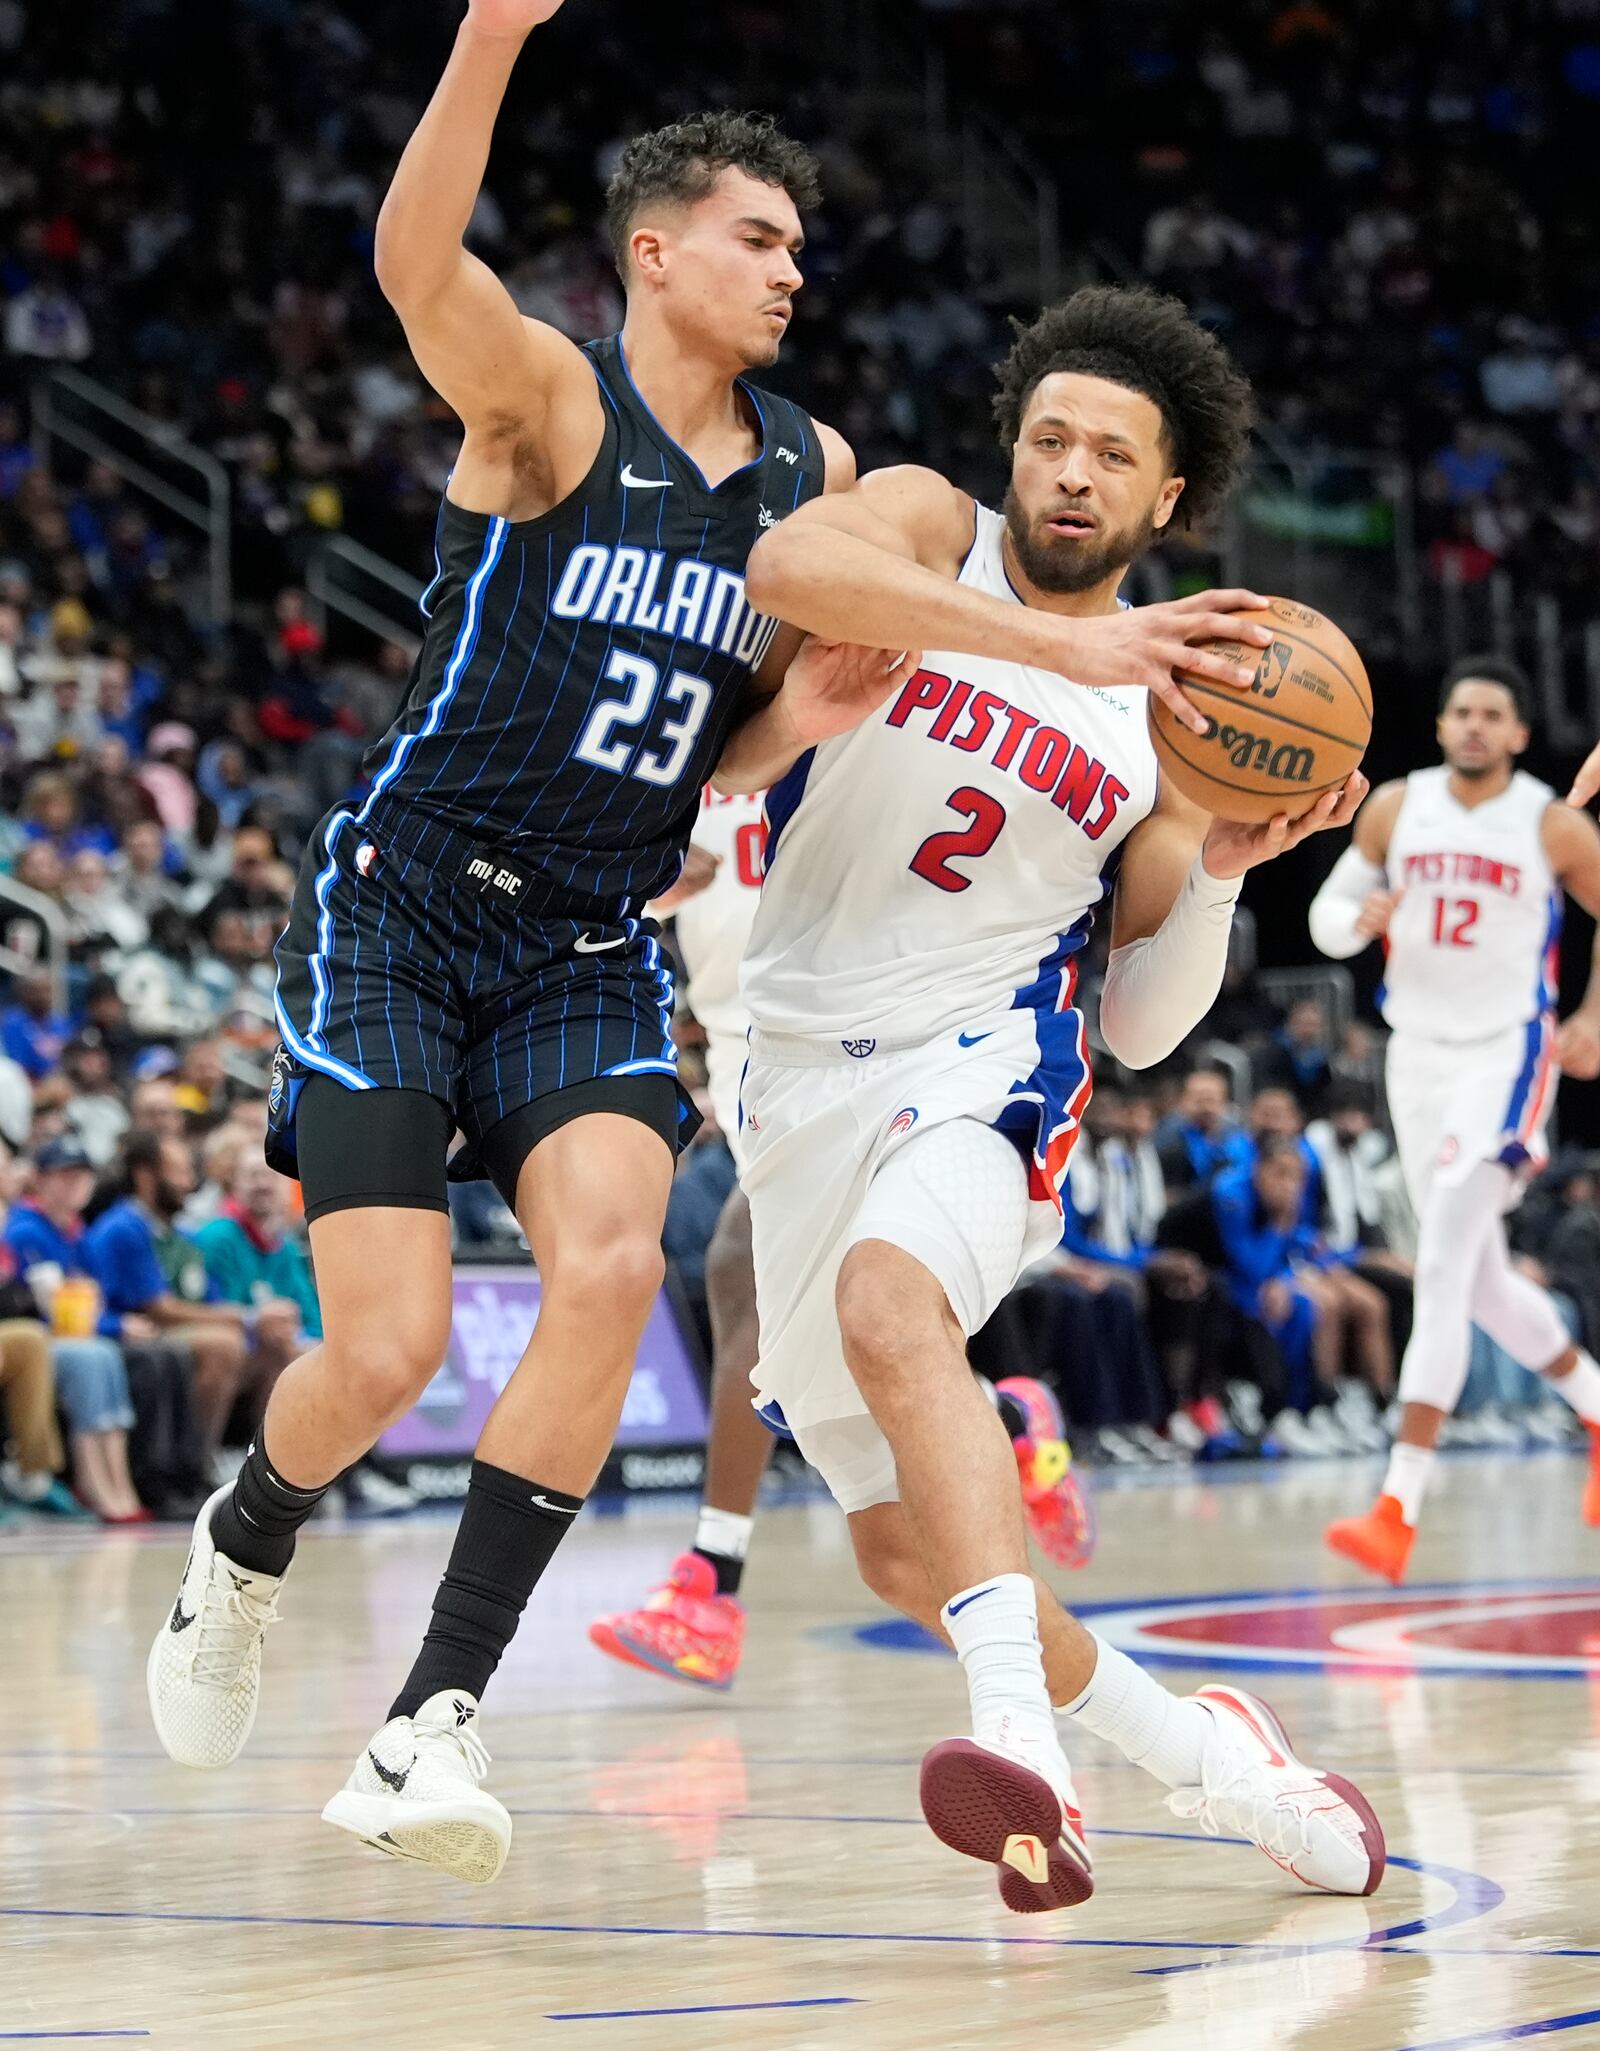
[{"x1": 1147, "y1": 597, "x2": 1372, "y2": 824}]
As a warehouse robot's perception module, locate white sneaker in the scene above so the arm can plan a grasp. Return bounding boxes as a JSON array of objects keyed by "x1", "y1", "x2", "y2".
[
  {"x1": 1167, "y1": 1684, "x2": 1385, "y2": 1896},
  {"x1": 146, "y1": 1482, "x2": 286, "y2": 1770},
  {"x1": 322, "y1": 1690, "x2": 511, "y2": 1886},
  {"x1": 1267, "y1": 1409, "x2": 1324, "y2": 1457},
  {"x1": 920, "y1": 1720, "x2": 1093, "y2": 1914}
]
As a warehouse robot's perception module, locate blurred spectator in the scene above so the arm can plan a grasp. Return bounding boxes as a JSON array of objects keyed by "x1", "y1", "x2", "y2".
[
  {"x1": 1252, "y1": 998, "x2": 1334, "y2": 1114},
  {"x1": 60, "y1": 1029, "x2": 130, "y2": 1165},
  {"x1": 0, "y1": 967, "x2": 72, "y2": 1080},
  {"x1": 85, "y1": 1129, "x2": 301, "y2": 1466},
  {"x1": 3, "y1": 271, "x2": 92, "y2": 363},
  {"x1": 195, "y1": 1154, "x2": 320, "y2": 1341},
  {"x1": 1, "y1": 1134, "x2": 144, "y2": 1518},
  {"x1": 1156, "y1": 1066, "x2": 1251, "y2": 1193}
]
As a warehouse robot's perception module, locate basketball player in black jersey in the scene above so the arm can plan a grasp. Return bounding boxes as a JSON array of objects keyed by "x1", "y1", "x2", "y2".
[{"x1": 147, "y1": 0, "x2": 1274, "y2": 1887}]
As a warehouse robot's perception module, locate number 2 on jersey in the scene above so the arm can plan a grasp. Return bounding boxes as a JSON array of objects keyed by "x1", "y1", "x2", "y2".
[
  {"x1": 910, "y1": 785, "x2": 1009, "y2": 893},
  {"x1": 1431, "y1": 895, "x2": 1479, "y2": 948}
]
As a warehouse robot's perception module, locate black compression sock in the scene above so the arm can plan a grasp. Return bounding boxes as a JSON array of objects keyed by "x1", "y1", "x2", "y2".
[
  {"x1": 210, "y1": 1435, "x2": 330, "y2": 1577},
  {"x1": 995, "y1": 1390, "x2": 1031, "y2": 1442},
  {"x1": 389, "y1": 1460, "x2": 584, "y2": 1720},
  {"x1": 691, "y1": 1545, "x2": 745, "y2": 1597}
]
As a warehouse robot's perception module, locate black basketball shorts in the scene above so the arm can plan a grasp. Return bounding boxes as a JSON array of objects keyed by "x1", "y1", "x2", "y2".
[{"x1": 268, "y1": 797, "x2": 698, "y2": 1217}]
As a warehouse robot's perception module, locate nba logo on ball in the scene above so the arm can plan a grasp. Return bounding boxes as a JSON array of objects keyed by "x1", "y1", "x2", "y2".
[{"x1": 888, "y1": 1106, "x2": 919, "y2": 1139}]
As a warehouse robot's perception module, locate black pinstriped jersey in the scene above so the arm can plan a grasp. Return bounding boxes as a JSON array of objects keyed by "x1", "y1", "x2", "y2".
[{"x1": 361, "y1": 333, "x2": 826, "y2": 906}]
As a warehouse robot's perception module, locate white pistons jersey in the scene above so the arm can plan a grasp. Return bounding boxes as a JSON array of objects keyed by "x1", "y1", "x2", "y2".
[
  {"x1": 673, "y1": 786, "x2": 766, "y2": 1046},
  {"x1": 1380, "y1": 765, "x2": 1560, "y2": 1044},
  {"x1": 741, "y1": 505, "x2": 1160, "y2": 1047}
]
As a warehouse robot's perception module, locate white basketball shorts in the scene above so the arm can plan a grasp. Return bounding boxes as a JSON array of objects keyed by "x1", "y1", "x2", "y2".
[
  {"x1": 739, "y1": 1014, "x2": 1083, "y2": 1511},
  {"x1": 1386, "y1": 1016, "x2": 1557, "y2": 1213}
]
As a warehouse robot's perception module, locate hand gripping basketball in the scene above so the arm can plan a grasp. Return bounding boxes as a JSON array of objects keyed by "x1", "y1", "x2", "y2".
[
  {"x1": 466, "y1": 0, "x2": 569, "y2": 37},
  {"x1": 1069, "y1": 590, "x2": 1275, "y2": 729}
]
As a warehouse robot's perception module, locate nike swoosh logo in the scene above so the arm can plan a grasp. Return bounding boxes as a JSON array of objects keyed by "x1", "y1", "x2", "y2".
[
  {"x1": 620, "y1": 464, "x2": 672, "y2": 491},
  {"x1": 574, "y1": 932, "x2": 627, "y2": 954},
  {"x1": 169, "y1": 1601, "x2": 195, "y2": 1634},
  {"x1": 957, "y1": 1031, "x2": 994, "y2": 1048},
  {"x1": 531, "y1": 1493, "x2": 578, "y2": 1515},
  {"x1": 946, "y1": 1583, "x2": 1000, "y2": 1616},
  {"x1": 367, "y1": 1749, "x2": 411, "y2": 1792}
]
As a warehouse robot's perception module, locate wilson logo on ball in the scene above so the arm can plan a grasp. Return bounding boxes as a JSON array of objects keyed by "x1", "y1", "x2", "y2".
[{"x1": 1199, "y1": 717, "x2": 1316, "y2": 784}]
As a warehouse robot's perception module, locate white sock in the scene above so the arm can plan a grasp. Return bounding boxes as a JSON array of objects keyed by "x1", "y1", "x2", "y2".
[
  {"x1": 1059, "y1": 1635, "x2": 1211, "y2": 1789},
  {"x1": 694, "y1": 1506, "x2": 754, "y2": 1563},
  {"x1": 941, "y1": 1572, "x2": 1054, "y2": 1750},
  {"x1": 1382, "y1": 1442, "x2": 1435, "y2": 1526},
  {"x1": 1544, "y1": 1350, "x2": 1600, "y2": 1427}
]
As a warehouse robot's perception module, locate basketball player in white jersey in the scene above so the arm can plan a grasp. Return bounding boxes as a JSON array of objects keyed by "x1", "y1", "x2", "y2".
[
  {"x1": 587, "y1": 787, "x2": 774, "y2": 1687},
  {"x1": 1314, "y1": 657, "x2": 1600, "y2": 1582},
  {"x1": 707, "y1": 286, "x2": 1385, "y2": 1913},
  {"x1": 590, "y1": 792, "x2": 1096, "y2": 1689}
]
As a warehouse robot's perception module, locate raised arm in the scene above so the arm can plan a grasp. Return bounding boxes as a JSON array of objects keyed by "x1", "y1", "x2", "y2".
[
  {"x1": 1099, "y1": 775, "x2": 1365, "y2": 1069},
  {"x1": 373, "y1": 0, "x2": 602, "y2": 511},
  {"x1": 1306, "y1": 779, "x2": 1405, "y2": 960}
]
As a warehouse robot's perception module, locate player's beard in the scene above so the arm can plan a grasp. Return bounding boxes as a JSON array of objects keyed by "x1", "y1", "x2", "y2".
[{"x1": 1003, "y1": 486, "x2": 1161, "y2": 595}]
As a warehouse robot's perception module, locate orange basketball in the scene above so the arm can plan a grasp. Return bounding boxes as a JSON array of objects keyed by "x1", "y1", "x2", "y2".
[{"x1": 1147, "y1": 597, "x2": 1372, "y2": 824}]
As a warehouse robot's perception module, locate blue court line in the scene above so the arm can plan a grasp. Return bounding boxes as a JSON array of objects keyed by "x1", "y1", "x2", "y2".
[
  {"x1": 546, "y1": 1999, "x2": 859, "y2": 2021},
  {"x1": 0, "y1": 2035, "x2": 149, "y2": 2042},
  {"x1": 1403, "y1": 2010, "x2": 1600, "y2": 2051}
]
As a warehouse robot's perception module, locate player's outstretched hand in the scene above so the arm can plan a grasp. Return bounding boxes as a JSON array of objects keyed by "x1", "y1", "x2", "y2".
[
  {"x1": 1201, "y1": 772, "x2": 1368, "y2": 880},
  {"x1": 1067, "y1": 590, "x2": 1275, "y2": 734},
  {"x1": 466, "y1": 0, "x2": 568, "y2": 38},
  {"x1": 1568, "y1": 737, "x2": 1600, "y2": 809},
  {"x1": 780, "y1": 637, "x2": 924, "y2": 748},
  {"x1": 1555, "y1": 1013, "x2": 1600, "y2": 1081}
]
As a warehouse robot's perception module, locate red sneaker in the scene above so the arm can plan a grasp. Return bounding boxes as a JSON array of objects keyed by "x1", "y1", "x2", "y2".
[
  {"x1": 1325, "y1": 1494, "x2": 1415, "y2": 1584},
  {"x1": 1583, "y1": 1425, "x2": 1600, "y2": 1529},
  {"x1": 588, "y1": 1552, "x2": 746, "y2": 1691},
  {"x1": 997, "y1": 1376, "x2": 1096, "y2": 1569}
]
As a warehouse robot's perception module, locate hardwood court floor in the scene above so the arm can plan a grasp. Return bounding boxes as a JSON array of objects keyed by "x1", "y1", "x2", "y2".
[{"x1": 3, "y1": 1450, "x2": 1599, "y2": 2050}]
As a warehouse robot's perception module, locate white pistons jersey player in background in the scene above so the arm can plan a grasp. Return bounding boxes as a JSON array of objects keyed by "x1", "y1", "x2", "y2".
[
  {"x1": 715, "y1": 285, "x2": 1386, "y2": 1914},
  {"x1": 1315, "y1": 657, "x2": 1600, "y2": 1584}
]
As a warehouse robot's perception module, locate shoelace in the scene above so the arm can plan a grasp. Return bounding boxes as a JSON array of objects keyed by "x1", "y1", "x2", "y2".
[
  {"x1": 192, "y1": 1577, "x2": 281, "y2": 1689},
  {"x1": 1165, "y1": 1749, "x2": 1316, "y2": 1869},
  {"x1": 413, "y1": 1718, "x2": 491, "y2": 1784}
]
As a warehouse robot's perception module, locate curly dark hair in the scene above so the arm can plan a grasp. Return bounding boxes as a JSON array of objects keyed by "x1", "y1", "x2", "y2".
[
  {"x1": 1439, "y1": 653, "x2": 1530, "y2": 720},
  {"x1": 992, "y1": 286, "x2": 1255, "y2": 528},
  {"x1": 604, "y1": 112, "x2": 822, "y2": 275}
]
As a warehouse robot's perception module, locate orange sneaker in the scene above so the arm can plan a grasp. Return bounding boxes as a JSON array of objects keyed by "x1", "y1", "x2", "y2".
[
  {"x1": 588, "y1": 1553, "x2": 746, "y2": 1691},
  {"x1": 1583, "y1": 1426, "x2": 1600, "y2": 1528},
  {"x1": 997, "y1": 1376, "x2": 1097, "y2": 1570},
  {"x1": 1324, "y1": 1495, "x2": 1415, "y2": 1584}
]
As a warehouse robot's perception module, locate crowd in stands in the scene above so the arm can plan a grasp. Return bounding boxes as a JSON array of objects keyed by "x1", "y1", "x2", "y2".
[
  {"x1": 3, "y1": 0, "x2": 1599, "y2": 1519},
  {"x1": 918, "y1": 0, "x2": 1600, "y2": 606}
]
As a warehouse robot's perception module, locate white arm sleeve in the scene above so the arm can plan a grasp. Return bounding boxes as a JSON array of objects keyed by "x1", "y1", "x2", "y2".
[
  {"x1": 1098, "y1": 856, "x2": 1243, "y2": 1071},
  {"x1": 1307, "y1": 845, "x2": 1387, "y2": 960}
]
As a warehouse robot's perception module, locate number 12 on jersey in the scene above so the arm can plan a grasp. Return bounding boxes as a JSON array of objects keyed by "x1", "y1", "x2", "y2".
[
  {"x1": 910, "y1": 785, "x2": 1009, "y2": 893},
  {"x1": 1431, "y1": 896, "x2": 1479, "y2": 948}
]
